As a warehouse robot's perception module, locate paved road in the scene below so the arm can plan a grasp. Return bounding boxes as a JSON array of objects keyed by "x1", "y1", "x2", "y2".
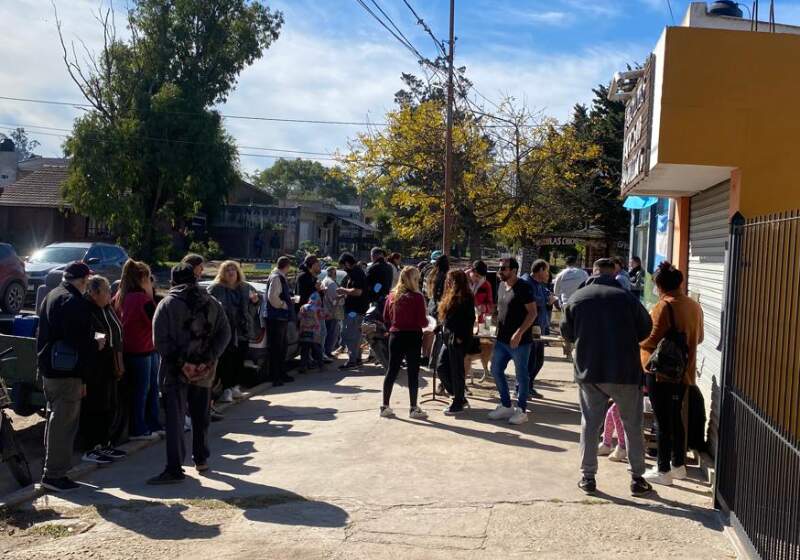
[{"x1": 0, "y1": 349, "x2": 736, "y2": 559}]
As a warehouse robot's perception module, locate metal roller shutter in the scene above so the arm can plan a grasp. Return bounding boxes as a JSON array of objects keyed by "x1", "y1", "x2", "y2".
[{"x1": 688, "y1": 180, "x2": 730, "y2": 456}]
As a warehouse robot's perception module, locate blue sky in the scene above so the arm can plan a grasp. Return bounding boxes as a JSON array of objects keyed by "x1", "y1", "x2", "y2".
[{"x1": 2, "y1": 1, "x2": 800, "y2": 173}]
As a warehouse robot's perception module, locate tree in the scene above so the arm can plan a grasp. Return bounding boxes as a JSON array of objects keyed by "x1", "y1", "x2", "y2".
[
  {"x1": 57, "y1": 0, "x2": 283, "y2": 260},
  {"x1": 251, "y1": 158, "x2": 357, "y2": 203},
  {"x1": 0, "y1": 128, "x2": 41, "y2": 161}
]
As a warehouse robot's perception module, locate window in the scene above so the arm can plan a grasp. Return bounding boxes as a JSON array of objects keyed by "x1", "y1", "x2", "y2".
[{"x1": 0, "y1": 244, "x2": 12, "y2": 259}]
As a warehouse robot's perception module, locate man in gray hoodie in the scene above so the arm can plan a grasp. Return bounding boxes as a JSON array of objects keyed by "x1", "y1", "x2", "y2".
[{"x1": 148, "y1": 264, "x2": 230, "y2": 484}]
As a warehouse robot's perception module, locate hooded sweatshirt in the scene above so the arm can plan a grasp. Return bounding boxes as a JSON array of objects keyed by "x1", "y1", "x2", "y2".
[{"x1": 153, "y1": 283, "x2": 231, "y2": 388}]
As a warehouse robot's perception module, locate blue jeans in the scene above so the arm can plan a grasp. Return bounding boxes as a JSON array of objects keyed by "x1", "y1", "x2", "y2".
[
  {"x1": 324, "y1": 319, "x2": 340, "y2": 355},
  {"x1": 126, "y1": 352, "x2": 162, "y2": 436},
  {"x1": 490, "y1": 341, "x2": 533, "y2": 411},
  {"x1": 341, "y1": 313, "x2": 364, "y2": 364}
]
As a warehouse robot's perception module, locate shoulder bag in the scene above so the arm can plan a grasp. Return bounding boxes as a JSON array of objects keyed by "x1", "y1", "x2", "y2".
[{"x1": 645, "y1": 302, "x2": 689, "y2": 383}]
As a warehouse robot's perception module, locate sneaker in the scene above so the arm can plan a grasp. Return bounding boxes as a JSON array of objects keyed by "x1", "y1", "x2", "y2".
[
  {"x1": 609, "y1": 446, "x2": 628, "y2": 463},
  {"x1": 631, "y1": 477, "x2": 654, "y2": 497},
  {"x1": 671, "y1": 465, "x2": 688, "y2": 480},
  {"x1": 210, "y1": 410, "x2": 224, "y2": 423},
  {"x1": 100, "y1": 447, "x2": 127, "y2": 460},
  {"x1": 218, "y1": 389, "x2": 234, "y2": 403},
  {"x1": 488, "y1": 405, "x2": 515, "y2": 420},
  {"x1": 444, "y1": 404, "x2": 464, "y2": 415},
  {"x1": 597, "y1": 442, "x2": 613, "y2": 456},
  {"x1": 578, "y1": 476, "x2": 597, "y2": 494},
  {"x1": 82, "y1": 448, "x2": 114, "y2": 465},
  {"x1": 643, "y1": 467, "x2": 674, "y2": 486},
  {"x1": 130, "y1": 433, "x2": 160, "y2": 441},
  {"x1": 147, "y1": 470, "x2": 186, "y2": 485},
  {"x1": 230, "y1": 386, "x2": 245, "y2": 399},
  {"x1": 40, "y1": 477, "x2": 80, "y2": 492},
  {"x1": 409, "y1": 406, "x2": 428, "y2": 420},
  {"x1": 339, "y1": 362, "x2": 360, "y2": 370},
  {"x1": 153, "y1": 429, "x2": 166, "y2": 438},
  {"x1": 380, "y1": 406, "x2": 395, "y2": 418},
  {"x1": 508, "y1": 407, "x2": 528, "y2": 425},
  {"x1": 195, "y1": 462, "x2": 209, "y2": 472},
  {"x1": 529, "y1": 388, "x2": 544, "y2": 399}
]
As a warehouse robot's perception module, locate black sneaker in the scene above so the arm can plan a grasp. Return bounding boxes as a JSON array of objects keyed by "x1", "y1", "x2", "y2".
[
  {"x1": 631, "y1": 477, "x2": 654, "y2": 497},
  {"x1": 100, "y1": 447, "x2": 127, "y2": 460},
  {"x1": 578, "y1": 476, "x2": 597, "y2": 494},
  {"x1": 444, "y1": 404, "x2": 464, "y2": 416},
  {"x1": 41, "y1": 477, "x2": 80, "y2": 492},
  {"x1": 529, "y1": 388, "x2": 544, "y2": 399},
  {"x1": 82, "y1": 448, "x2": 114, "y2": 465},
  {"x1": 211, "y1": 409, "x2": 225, "y2": 422},
  {"x1": 147, "y1": 470, "x2": 186, "y2": 485},
  {"x1": 338, "y1": 361, "x2": 359, "y2": 370}
]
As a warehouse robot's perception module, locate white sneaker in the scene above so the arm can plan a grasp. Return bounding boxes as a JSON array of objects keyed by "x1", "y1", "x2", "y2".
[
  {"x1": 409, "y1": 406, "x2": 428, "y2": 420},
  {"x1": 488, "y1": 405, "x2": 515, "y2": 420},
  {"x1": 609, "y1": 446, "x2": 628, "y2": 462},
  {"x1": 230, "y1": 386, "x2": 245, "y2": 399},
  {"x1": 670, "y1": 465, "x2": 687, "y2": 480},
  {"x1": 184, "y1": 415, "x2": 192, "y2": 432},
  {"x1": 508, "y1": 407, "x2": 528, "y2": 425},
  {"x1": 218, "y1": 389, "x2": 234, "y2": 403},
  {"x1": 597, "y1": 442, "x2": 613, "y2": 456},
  {"x1": 380, "y1": 406, "x2": 395, "y2": 418},
  {"x1": 643, "y1": 467, "x2": 674, "y2": 486}
]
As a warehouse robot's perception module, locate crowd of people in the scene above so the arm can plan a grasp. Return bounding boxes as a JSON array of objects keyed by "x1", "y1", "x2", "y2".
[{"x1": 33, "y1": 245, "x2": 702, "y2": 500}]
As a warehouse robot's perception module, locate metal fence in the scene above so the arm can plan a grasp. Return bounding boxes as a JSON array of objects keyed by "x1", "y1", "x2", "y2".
[{"x1": 716, "y1": 211, "x2": 800, "y2": 560}]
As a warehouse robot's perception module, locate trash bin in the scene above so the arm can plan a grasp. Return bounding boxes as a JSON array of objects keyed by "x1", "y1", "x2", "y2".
[{"x1": 12, "y1": 315, "x2": 38, "y2": 338}]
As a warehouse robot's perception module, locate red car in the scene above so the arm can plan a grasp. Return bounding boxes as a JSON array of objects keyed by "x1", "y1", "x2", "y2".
[{"x1": 0, "y1": 243, "x2": 27, "y2": 314}]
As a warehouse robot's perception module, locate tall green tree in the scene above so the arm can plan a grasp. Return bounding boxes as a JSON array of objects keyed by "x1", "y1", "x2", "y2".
[
  {"x1": 251, "y1": 158, "x2": 357, "y2": 203},
  {"x1": 58, "y1": 0, "x2": 283, "y2": 260}
]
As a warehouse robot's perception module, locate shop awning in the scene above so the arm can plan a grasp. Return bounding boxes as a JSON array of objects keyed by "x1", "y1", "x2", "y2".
[{"x1": 623, "y1": 196, "x2": 659, "y2": 210}]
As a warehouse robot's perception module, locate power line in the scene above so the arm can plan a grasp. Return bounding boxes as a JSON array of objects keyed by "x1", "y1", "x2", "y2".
[
  {"x1": 368, "y1": 0, "x2": 421, "y2": 57},
  {"x1": 665, "y1": 0, "x2": 675, "y2": 24},
  {"x1": 353, "y1": 0, "x2": 426, "y2": 61},
  {"x1": 401, "y1": 0, "x2": 447, "y2": 57}
]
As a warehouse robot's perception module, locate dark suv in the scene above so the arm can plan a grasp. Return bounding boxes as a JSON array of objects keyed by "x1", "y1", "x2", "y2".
[
  {"x1": 25, "y1": 242, "x2": 129, "y2": 294},
  {"x1": 0, "y1": 243, "x2": 27, "y2": 314}
]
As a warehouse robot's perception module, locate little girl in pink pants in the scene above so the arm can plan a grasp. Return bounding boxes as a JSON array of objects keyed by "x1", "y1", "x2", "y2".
[{"x1": 598, "y1": 402, "x2": 627, "y2": 460}]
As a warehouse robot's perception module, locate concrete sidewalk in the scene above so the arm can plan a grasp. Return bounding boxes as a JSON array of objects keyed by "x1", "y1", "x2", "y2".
[{"x1": 0, "y1": 349, "x2": 736, "y2": 559}]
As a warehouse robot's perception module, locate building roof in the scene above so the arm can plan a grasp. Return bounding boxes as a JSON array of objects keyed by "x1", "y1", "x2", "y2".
[{"x1": 0, "y1": 164, "x2": 69, "y2": 208}]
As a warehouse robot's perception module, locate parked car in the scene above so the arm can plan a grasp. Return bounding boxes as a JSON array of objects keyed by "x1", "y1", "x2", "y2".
[
  {"x1": 25, "y1": 242, "x2": 129, "y2": 294},
  {"x1": 0, "y1": 243, "x2": 27, "y2": 314}
]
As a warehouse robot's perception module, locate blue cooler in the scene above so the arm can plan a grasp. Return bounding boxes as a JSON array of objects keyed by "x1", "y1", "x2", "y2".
[{"x1": 12, "y1": 315, "x2": 39, "y2": 338}]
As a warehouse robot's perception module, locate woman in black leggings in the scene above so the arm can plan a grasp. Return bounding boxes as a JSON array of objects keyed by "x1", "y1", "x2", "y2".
[
  {"x1": 437, "y1": 270, "x2": 475, "y2": 414},
  {"x1": 381, "y1": 266, "x2": 429, "y2": 419}
]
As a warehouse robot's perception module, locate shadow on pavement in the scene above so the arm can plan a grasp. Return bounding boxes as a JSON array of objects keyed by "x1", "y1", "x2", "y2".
[{"x1": 592, "y1": 489, "x2": 724, "y2": 532}]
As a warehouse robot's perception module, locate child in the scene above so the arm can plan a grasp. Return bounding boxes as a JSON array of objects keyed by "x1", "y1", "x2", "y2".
[
  {"x1": 298, "y1": 292, "x2": 324, "y2": 372},
  {"x1": 598, "y1": 401, "x2": 627, "y2": 462}
]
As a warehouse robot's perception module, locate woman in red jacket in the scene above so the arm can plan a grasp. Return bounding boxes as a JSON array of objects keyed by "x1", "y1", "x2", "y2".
[
  {"x1": 115, "y1": 259, "x2": 163, "y2": 441},
  {"x1": 382, "y1": 266, "x2": 429, "y2": 420}
]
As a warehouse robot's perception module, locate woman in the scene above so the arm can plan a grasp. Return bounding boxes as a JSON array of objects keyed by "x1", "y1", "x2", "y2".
[
  {"x1": 389, "y1": 253, "x2": 402, "y2": 287},
  {"x1": 115, "y1": 259, "x2": 163, "y2": 441},
  {"x1": 640, "y1": 261, "x2": 704, "y2": 486},
  {"x1": 469, "y1": 260, "x2": 494, "y2": 325},
  {"x1": 208, "y1": 260, "x2": 258, "y2": 403},
  {"x1": 381, "y1": 266, "x2": 429, "y2": 419},
  {"x1": 425, "y1": 254, "x2": 450, "y2": 319},
  {"x1": 437, "y1": 270, "x2": 476, "y2": 415},
  {"x1": 81, "y1": 275, "x2": 127, "y2": 463}
]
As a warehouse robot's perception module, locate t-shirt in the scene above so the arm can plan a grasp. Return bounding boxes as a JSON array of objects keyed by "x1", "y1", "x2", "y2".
[
  {"x1": 342, "y1": 266, "x2": 369, "y2": 315},
  {"x1": 366, "y1": 259, "x2": 394, "y2": 301},
  {"x1": 521, "y1": 274, "x2": 551, "y2": 335},
  {"x1": 495, "y1": 278, "x2": 534, "y2": 345}
]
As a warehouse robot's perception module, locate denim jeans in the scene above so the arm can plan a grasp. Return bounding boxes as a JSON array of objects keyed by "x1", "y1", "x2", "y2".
[
  {"x1": 341, "y1": 313, "x2": 364, "y2": 364},
  {"x1": 490, "y1": 341, "x2": 532, "y2": 410},
  {"x1": 324, "y1": 319, "x2": 340, "y2": 355},
  {"x1": 126, "y1": 352, "x2": 162, "y2": 437}
]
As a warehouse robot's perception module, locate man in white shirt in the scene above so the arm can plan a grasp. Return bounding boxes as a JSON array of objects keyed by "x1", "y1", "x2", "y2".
[{"x1": 553, "y1": 255, "x2": 589, "y2": 305}]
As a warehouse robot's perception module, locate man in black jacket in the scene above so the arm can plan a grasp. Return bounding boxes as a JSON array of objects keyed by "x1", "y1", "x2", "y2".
[
  {"x1": 366, "y1": 248, "x2": 394, "y2": 304},
  {"x1": 560, "y1": 258, "x2": 654, "y2": 497},
  {"x1": 37, "y1": 261, "x2": 103, "y2": 492}
]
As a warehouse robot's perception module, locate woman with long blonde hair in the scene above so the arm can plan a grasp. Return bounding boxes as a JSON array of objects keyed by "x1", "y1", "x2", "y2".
[
  {"x1": 208, "y1": 261, "x2": 259, "y2": 403},
  {"x1": 380, "y1": 266, "x2": 429, "y2": 419}
]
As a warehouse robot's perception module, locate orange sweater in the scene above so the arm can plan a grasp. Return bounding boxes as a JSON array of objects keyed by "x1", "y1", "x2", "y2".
[{"x1": 640, "y1": 292, "x2": 704, "y2": 385}]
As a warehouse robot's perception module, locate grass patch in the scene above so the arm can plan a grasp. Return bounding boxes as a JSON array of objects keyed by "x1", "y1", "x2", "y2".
[
  {"x1": 182, "y1": 499, "x2": 235, "y2": 510},
  {"x1": 27, "y1": 524, "x2": 72, "y2": 538}
]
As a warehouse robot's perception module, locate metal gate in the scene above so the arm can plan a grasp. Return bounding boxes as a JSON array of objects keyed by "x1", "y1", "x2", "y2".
[{"x1": 716, "y1": 211, "x2": 800, "y2": 559}]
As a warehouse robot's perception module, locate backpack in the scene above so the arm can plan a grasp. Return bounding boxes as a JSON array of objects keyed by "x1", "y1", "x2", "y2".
[{"x1": 645, "y1": 302, "x2": 689, "y2": 383}]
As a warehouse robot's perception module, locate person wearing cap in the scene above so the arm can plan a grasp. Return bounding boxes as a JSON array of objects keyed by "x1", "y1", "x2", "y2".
[
  {"x1": 37, "y1": 261, "x2": 104, "y2": 492},
  {"x1": 148, "y1": 263, "x2": 231, "y2": 484},
  {"x1": 337, "y1": 252, "x2": 369, "y2": 369},
  {"x1": 560, "y1": 258, "x2": 654, "y2": 497}
]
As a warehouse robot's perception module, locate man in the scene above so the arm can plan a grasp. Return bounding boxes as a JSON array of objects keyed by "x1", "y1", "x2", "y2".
[
  {"x1": 613, "y1": 257, "x2": 632, "y2": 291},
  {"x1": 297, "y1": 255, "x2": 322, "y2": 307},
  {"x1": 181, "y1": 253, "x2": 205, "y2": 280},
  {"x1": 629, "y1": 256, "x2": 645, "y2": 301},
  {"x1": 366, "y1": 247, "x2": 394, "y2": 304},
  {"x1": 522, "y1": 260, "x2": 558, "y2": 399},
  {"x1": 321, "y1": 266, "x2": 341, "y2": 359},
  {"x1": 264, "y1": 256, "x2": 296, "y2": 386},
  {"x1": 487, "y1": 258, "x2": 537, "y2": 425},
  {"x1": 37, "y1": 261, "x2": 103, "y2": 492},
  {"x1": 389, "y1": 252, "x2": 402, "y2": 287},
  {"x1": 560, "y1": 258, "x2": 654, "y2": 497},
  {"x1": 337, "y1": 252, "x2": 369, "y2": 369},
  {"x1": 149, "y1": 264, "x2": 231, "y2": 484},
  {"x1": 552, "y1": 255, "x2": 589, "y2": 306}
]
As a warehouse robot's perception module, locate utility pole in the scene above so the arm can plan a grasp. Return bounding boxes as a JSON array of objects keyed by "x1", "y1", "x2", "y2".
[{"x1": 442, "y1": 0, "x2": 455, "y2": 256}]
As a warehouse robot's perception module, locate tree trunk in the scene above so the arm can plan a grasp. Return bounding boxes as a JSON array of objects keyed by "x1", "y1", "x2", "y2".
[{"x1": 468, "y1": 231, "x2": 482, "y2": 260}]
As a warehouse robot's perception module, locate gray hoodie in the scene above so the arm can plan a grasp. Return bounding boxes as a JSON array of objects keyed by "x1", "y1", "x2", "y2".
[{"x1": 153, "y1": 283, "x2": 231, "y2": 388}]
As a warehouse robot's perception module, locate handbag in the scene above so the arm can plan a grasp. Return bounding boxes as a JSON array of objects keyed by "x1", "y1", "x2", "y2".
[
  {"x1": 51, "y1": 340, "x2": 79, "y2": 372},
  {"x1": 645, "y1": 302, "x2": 689, "y2": 383}
]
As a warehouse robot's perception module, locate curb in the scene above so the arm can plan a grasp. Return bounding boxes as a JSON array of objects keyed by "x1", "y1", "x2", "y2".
[{"x1": 0, "y1": 378, "x2": 274, "y2": 510}]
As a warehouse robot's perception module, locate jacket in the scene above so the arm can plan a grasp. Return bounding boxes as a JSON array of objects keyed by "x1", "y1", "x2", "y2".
[
  {"x1": 367, "y1": 258, "x2": 394, "y2": 301},
  {"x1": 87, "y1": 301, "x2": 124, "y2": 382},
  {"x1": 153, "y1": 283, "x2": 231, "y2": 388},
  {"x1": 296, "y1": 268, "x2": 319, "y2": 306},
  {"x1": 37, "y1": 282, "x2": 97, "y2": 380},
  {"x1": 640, "y1": 292, "x2": 704, "y2": 385},
  {"x1": 208, "y1": 281, "x2": 257, "y2": 345},
  {"x1": 265, "y1": 269, "x2": 295, "y2": 322},
  {"x1": 384, "y1": 291, "x2": 428, "y2": 333},
  {"x1": 116, "y1": 290, "x2": 156, "y2": 354},
  {"x1": 442, "y1": 298, "x2": 475, "y2": 345},
  {"x1": 560, "y1": 275, "x2": 652, "y2": 385}
]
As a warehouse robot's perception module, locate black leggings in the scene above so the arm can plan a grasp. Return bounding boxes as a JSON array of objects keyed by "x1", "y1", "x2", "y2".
[
  {"x1": 384, "y1": 331, "x2": 422, "y2": 408},
  {"x1": 647, "y1": 375, "x2": 687, "y2": 472},
  {"x1": 218, "y1": 343, "x2": 247, "y2": 390}
]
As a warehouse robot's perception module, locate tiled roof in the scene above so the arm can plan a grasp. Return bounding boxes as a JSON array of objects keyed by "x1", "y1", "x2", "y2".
[{"x1": 0, "y1": 164, "x2": 70, "y2": 208}]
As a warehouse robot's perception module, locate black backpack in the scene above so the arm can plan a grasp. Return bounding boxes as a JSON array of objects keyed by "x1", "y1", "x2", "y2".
[{"x1": 645, "y1": 302, "x2": 689, "y2": 383}]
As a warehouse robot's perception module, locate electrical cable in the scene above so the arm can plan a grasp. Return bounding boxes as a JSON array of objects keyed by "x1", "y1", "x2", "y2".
[
  {"x1": 401, "y1": 0, "x2": 448, "y2": 57},
  {"x1": 665, "y1": 0, "x2": 675, "y2": 24}
]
